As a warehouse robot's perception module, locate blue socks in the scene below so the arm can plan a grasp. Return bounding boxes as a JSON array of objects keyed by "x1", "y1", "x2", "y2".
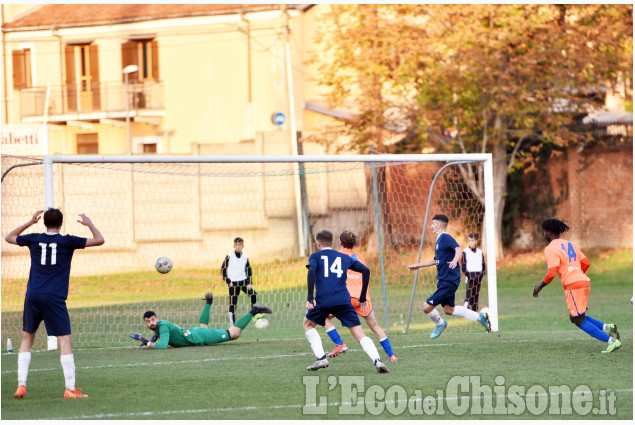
[
  {"x1": 379, "y1": 337, "x2": 394, "y2": 357},
  {"x1": 579, "y1": 318, "x2": 610, "y2": 342},
  {"x1": 327, "y1": 326, "x2": 395, "y2": 357},
  {"x1": 326, "y1": 327, "x2": 344, "y2": 345},
  {"x1": 584, "y1": 315, "x2": 605, "y2": 330}
]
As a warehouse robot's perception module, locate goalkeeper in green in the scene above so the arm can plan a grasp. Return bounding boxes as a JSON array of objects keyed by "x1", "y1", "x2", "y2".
[{"x1": 130, "y1": 293, "x2": 272, "y2": 349}]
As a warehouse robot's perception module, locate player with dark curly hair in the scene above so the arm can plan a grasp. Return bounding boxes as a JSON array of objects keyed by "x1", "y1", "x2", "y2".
[{"x1": 533, "y1": 219, "x2": 621, "y2": 353}]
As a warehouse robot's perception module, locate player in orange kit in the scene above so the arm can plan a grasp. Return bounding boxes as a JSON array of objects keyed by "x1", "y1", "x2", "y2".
[
  {"x1": 533, "y1": 219, "x2": 621, "y2": 353},
  {"x1": 323, "y1": 231, "x2": 397, "y2": 361}
]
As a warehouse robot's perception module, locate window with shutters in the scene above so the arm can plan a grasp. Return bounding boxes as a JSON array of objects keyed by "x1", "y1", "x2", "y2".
[
  {"x1": 65, "y1": 43, "x2": 100, "y2": 112},
  {"x1": 79, "y1": 45, "x2": 91, "y2": 91},
  {"x1": 12, "y1": 49, "x2": 32, "y2": 90},
  {"x1": 76, "y1": 133, "x2": 98, "y2": 154},
  {"x1": 121, "y1": 39, "x2": 159, "y2": 82}
]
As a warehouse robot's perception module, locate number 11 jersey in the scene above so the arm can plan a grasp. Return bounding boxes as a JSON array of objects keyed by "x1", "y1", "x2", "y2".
[{"x1": 17, "y1": 233, "x2": 87, "y2": 299}]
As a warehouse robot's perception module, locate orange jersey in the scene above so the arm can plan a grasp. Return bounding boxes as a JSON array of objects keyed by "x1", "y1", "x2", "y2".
[
  {"x1": 543, "y1": 238, "x2": 590, "y2": 290},
  {"x1": 339, "y1": 248, "x2": 367, "y2": 299}
]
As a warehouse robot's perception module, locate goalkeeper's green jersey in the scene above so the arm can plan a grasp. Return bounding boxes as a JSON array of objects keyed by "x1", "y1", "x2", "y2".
[{"x1": 154, "y1": 320, "x2": 230, "y2": 349}]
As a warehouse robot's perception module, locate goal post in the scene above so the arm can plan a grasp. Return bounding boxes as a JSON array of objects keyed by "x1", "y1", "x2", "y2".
[{"x1": 2, "y1": 153, "x2": 498, "y2": 350}]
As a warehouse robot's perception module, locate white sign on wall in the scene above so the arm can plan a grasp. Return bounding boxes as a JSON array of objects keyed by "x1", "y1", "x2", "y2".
[{"x1": 1, "y1": 124, "x2": 48, "y2": 156}]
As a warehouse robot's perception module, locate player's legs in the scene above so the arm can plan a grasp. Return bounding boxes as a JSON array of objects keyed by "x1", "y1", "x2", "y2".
[
  {"x1": 464, "y1": 277, "x2": 474, "y2": 309},
  {"x1": 433, "y1": 283, "x2": 489, "y2": 331},
  {"x1": 423, "y1": 300, "x2": 447, "y2": 339},
  {"x1": 324, "y1": 316, "x2": 344, "y2": 345},
  {"x1": 573, "y1": 286, "x2": 619, "y2": 337},
  {"x1": 448, "y1": 302, "x2": 490, "y2": 332},
  {"x1": 566, "y1": 287, "x2": 619, "y2": 353},
  {"x1": 334, "y1": 304, "x2": 387, "y2": 373},
  {"x1": 232, "y1": 304, "x2": 272, "y2": 332},
  {"x1": 228, "y1": 327, "x2": 241, "y2": 340},
  {"x1": 347, "y1": 325, "x2": 389, "y2": 373},
  {"x1": 471, "y1": 274, "x2": 483, "y2": 311},
  {"x1": 423, "y1": 301, "x2": 444, "y2": 322},
  {"x1": 363, "y1": 311, "x2": 396, "y2": 360},
  {"x1": 464, "y1": 276, "x2": 481, "y2": 311},
  {"x1": 242, "y1": 284, "x2": 258, "y2": 307},
  {"x1": 447, "y1": 304, "x2": 478, "y2": 321},
  {"x1": 188, "y1": 327, "x2": 233, "y2": 343},
  {"x1": 573, "y1": 313, "x2": 612, "y2": 341},
  {"x1": 18, "y1": 331, "x2": 36, "y2": 352},
  {"x1": 40, "y1": 295, "x2": 85, "y2": 397},
  {"x1": 16, "y1": 294, "x2": 43, "y2": 397},
  {"x1": 304, "y1": 314, "x2": 329, "y2": 370},
  {"x1": 16, "y1": 331, "x2": 35, "y2": 397},
  {"x1": 324, "y1": 315, "x2": 347, "y2": 357},
  {"x1": 228, "y1": 284, "x2": 239, "y2": 326},
  {"x1": 585, "y1": 315, "x2": 620, "y2": 339},
  {"x1": 198, "y1": 292, "x2": 214, "y2": 328},
  {"x1": 57, "y1": 334, "x2": 83, "y2": 395}
]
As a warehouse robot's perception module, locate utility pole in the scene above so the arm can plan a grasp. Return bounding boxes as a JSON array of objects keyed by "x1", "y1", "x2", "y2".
[{"x1": 283, "y1": 6, "x2": 306, "y2": 257}]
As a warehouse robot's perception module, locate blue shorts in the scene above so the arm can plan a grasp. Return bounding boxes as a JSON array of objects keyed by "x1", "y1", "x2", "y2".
[
  {"x1": 23, "y1": 293, "x2": 71, "y2": 336},
  {"x1": 426, "y1": 281, "x2": 459, "y2": 308},
  {"x1": 306, "y1": 304, "x2": 361, "y2": 328}
]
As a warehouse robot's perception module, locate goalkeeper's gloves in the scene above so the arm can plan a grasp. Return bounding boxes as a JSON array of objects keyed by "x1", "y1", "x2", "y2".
[
  {"x1": 130, "y1": 334, "x2": 149, "y2": 346},
  {"x1": 137, "y1": 334, "x2": 158, "y2": 347}
]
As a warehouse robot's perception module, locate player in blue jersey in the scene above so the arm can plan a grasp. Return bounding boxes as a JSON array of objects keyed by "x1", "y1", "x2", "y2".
[
  {"x1": 407, "y1": 214, "x2": 490, "y2": 339},
  {"x1": 303, "y1": 230, "x2": 389, "y2": 373},
  {"x1": 5, "y1": 209, "x2": 104, "y2": 399}
]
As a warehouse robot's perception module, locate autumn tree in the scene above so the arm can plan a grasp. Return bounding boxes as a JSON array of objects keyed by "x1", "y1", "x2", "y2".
[{"x1": 310, "y1": 4, "x2": 632, "y2": 256}]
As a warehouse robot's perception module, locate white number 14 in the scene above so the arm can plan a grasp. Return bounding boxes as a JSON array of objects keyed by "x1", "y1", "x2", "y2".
[
  {"x1": 39, "y1": 242, "x2": 57, "y2": 266},
  {"x1": 320, "y1": 255, "x2": 343, "y2": 278}
]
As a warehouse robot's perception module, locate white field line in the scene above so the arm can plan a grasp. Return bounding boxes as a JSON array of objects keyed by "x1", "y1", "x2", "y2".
[
  {"x1": 47, "y1": 388, "x2": 634, "y2": 420},
  {"x1": 0, "y1": 336, "x2": 603, "y2": 374}
]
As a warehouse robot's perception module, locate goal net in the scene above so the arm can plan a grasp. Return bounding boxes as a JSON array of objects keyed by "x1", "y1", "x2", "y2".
[{"x1": 1, "y1": 154, "x2": 497, "y2": 349}]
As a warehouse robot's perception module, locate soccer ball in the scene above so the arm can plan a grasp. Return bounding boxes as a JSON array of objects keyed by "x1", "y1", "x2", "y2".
[
  {"x1": 479, "y1": 306, "x2": 489, "y2": 315},
  {"x1": 254, "y1": 318, "x2": 269, "y2": 329},
  {"x1": 155, "y1": 256, "x2": 172, "y2": 274}
]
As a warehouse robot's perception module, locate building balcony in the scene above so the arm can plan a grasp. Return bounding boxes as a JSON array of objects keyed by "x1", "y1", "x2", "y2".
[{"x1": 19, "y1": 81, "x2": 165, "y2": 125}]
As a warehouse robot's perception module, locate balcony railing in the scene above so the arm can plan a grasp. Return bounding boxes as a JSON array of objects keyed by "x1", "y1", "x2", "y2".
[{"x1": 19, "y1": 81, "x2": 164, "y2": 120}]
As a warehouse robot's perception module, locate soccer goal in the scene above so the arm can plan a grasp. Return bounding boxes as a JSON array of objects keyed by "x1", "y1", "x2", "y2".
[{"x1": 1, "y1": 153, "x2": 498, "y2": 349}]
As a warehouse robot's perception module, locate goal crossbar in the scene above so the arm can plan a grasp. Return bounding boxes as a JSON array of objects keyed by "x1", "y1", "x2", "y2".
[{"x1": 44, "y1": 154, "x2": 493, "y2": 164}]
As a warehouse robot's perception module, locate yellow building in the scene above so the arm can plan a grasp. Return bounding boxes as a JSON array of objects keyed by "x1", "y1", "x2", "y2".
[
  {"x1": 1, "y1": 4, "x2": 374, "y2": 278},
  {"x1": 1, "y1": 4, "x2": 342, "y2": 156}
]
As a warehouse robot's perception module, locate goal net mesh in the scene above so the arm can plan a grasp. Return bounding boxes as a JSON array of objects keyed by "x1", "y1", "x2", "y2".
[{"x1": 2, "y1": 155, "x2": 488, "y2": 349}]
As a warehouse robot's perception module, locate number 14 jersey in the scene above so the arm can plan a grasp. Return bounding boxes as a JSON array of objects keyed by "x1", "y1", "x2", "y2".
[
  {"x1": 308, "y1": 248, "x2": 367, "y2": 307},
  {"x1": 544, "y1": 238, "x2": 590, "y2": 290}
]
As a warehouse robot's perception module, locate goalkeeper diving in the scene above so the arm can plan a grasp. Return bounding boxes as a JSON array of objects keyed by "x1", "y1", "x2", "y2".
[{"x1": 130, "y1": 293, "x2": 272, "y2": 349}]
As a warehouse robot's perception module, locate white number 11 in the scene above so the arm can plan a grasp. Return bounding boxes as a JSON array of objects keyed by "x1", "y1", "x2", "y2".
[
  {"x1": 320, "y1": 255, "x2": 343, "y2": 278},
  {"x1": 39, "y1": 243, "x2": 57, "y2": 266}
]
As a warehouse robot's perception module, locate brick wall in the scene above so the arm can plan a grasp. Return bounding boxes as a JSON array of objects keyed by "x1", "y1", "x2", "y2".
[{"x1": 511, "y1": 144, "x2": 633, "y2": 250}]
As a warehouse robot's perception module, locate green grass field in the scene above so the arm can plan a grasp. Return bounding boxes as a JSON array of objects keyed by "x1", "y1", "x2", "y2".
[{"x1": 1, "y1": 249, "x2": 632, "y2": 420}]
